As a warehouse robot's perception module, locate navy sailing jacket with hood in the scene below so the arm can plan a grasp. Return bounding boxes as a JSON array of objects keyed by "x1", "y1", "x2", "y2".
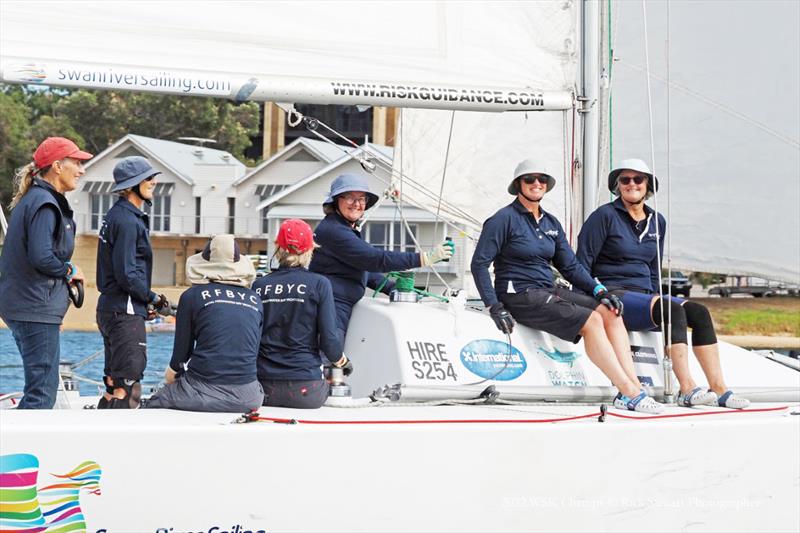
[
  {"x1": 169, "y1": 282, "x2": 262, "y2": 385},
  {"x1": 309, "y1": 212, "x2": 419, "y2": 330},
  {"x1": 96, "y1": 197, "x2": 156, "y2": 317},
  {"x1": 471, "y1": 199, "x2": 597, "y2": 307},
  {"x1": 252, "y1": 267, "x2": 343, "y2": 381},
  {"x1": 576, "y1": 197, "x2": 666, "y2": 294},
  {"x1": 0, "y1": 179, "x2": 75, "y2": 324}
]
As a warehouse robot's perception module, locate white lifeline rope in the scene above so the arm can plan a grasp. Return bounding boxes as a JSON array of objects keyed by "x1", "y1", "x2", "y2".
[{"x1": 641, "y1": 0, "x2": 672, "y2": 391}]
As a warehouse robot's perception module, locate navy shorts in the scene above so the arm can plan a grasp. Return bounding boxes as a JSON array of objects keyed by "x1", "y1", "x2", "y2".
[
  {"x1": 615, "y1": 291, "x2": 685, "y2": 331},
  {"x1": 261, "y1": 379, "x2": 330, "y2": 409},
  {"x1": 96, "y1": 311, "x2": 147, "y2": 381},
  {"x1": 500, "y1": 287, "x2": 598, "y2": 343}
]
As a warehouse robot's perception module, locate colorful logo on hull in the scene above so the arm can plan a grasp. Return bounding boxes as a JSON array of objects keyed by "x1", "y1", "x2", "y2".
[
  {"x1": 460, "y1": 340, "x2": 527, "y2": 381},
  {"x1": 537, "y1": 347, "x2": 582, "y2": 366},
  {"x1": 0, "y1": 453, "x2": 101, "y2": 532},
  {"x1": 13, "y1": 65, "x2": 47, "y2": 84}
]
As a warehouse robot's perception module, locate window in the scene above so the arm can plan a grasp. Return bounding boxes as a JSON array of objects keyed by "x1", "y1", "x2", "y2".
[
  {"x1": 261, "y1": 207, "x2": 270, "y2": 235},
  {"x1": 364, "y1": 222, "x2": 417, "y2": 252},
  {"x1": 227, "y1": 198, "x2": 236, "y2": 233},
  {"x1": 195, "y1": 197, "x2": 201, "y2": 233},
  {"x1": 285, "y1": 104, "x2": 372, "y2": 146},
  {"x1": 145, "y1": 194, "x2": 171, "y2": 232},
  {"x1": 90, "y1": 194, "x2": 115, "y2": 230}
]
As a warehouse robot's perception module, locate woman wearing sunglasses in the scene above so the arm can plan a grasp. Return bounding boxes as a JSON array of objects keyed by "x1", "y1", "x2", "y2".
[
  {"x1": 310, "y1": 173, "x2": 454, "y2": 338},
  {"x1": 577, "y1": 159, "x2": 749, "y2": 409},
  {"x1": 471, "y1": 159, "x2": 663, "y2": 413}
]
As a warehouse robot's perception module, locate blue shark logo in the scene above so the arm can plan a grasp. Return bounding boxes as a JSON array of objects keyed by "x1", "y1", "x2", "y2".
[{"x1": 538, "y1": 347, "x2": 582, "y2": 366}]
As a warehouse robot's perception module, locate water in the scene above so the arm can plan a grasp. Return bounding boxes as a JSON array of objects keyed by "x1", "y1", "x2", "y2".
[{"x1": 0, "y1": 329, "x2": 174, "y2": 396}]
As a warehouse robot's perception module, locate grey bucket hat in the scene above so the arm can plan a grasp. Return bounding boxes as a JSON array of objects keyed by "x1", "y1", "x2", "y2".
[
  {"x1": 508, "y1": 159, "x2": 556, "y2": 195},
  {"x1": 112, "y1": 156, "x2": 161, "y2": 192},
  {"x1": 608, "y1": 158, "x2": 659, "y2": 195},
  {"x1": 323, "y1": 173, "x2": 379, "y2": 209}
]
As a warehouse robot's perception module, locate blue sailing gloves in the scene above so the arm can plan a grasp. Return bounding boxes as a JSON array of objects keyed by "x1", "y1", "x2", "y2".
[{"x1": 593, "y1": 282, "x2": 624, "y2": 316}]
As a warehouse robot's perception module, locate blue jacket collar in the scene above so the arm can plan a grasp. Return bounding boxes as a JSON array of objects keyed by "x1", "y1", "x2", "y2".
[
  {"x1": 115, "y1": 196, "x2": 148, "y2": 219},
  {"x1": 612, "y1": 196, "x2": 655, "y2": 217},
  {"x1": 510, "y1": 198, "x2": 549, "y2": 219}
]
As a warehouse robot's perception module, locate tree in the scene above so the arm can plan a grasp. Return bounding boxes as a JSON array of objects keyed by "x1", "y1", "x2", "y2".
[
  {"x1": 0, "y1": 91, "x2": 35, "y2": 208},
  {"x1": 0, "y1": 84, "x2": 262, "y2": 207}
]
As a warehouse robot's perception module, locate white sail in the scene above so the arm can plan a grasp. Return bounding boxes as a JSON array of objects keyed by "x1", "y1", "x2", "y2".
[
  {"x1": 608, "y1": 0, "x2": 800, "y2": 283},
  {"x1": 0, "y1": 1, "x2": 573, "y2": 111},
  {"x1": 389, "y1": 1, "x2": 580, "y2": 236}
]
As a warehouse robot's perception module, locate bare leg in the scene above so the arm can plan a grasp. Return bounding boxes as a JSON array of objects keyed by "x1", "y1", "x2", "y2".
[
  {"x1": 580, "y1": 311, "x2": 640, "y2": 397},
  {"x1": 692, "y1": 344, "x2": 728, "y2": 395},
  {"x1": 596, "y1": 305, "x2": 640, "y2": 386},
  {"x1": 666, "y1": 343, "x2": 698, "y2": 394}
]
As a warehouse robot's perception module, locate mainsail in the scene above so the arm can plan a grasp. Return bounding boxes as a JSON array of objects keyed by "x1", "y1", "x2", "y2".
[{"x1": 2, "y1": 1, "x2": 797, "y2": 282}]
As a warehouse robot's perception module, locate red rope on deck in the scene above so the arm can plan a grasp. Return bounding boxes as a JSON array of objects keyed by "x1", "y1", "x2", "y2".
[{"x1": 249, "y1": 405, "x2": 790, "y2": 426}]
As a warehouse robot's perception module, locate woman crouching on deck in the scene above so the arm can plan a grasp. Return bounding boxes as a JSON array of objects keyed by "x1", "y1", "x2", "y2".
[
  {"x1": 577, "y1": 159, "x2": 749, "y2": 409},
  {"x1": 471, "y1": 158, "x2": 663, "y2": 414}
]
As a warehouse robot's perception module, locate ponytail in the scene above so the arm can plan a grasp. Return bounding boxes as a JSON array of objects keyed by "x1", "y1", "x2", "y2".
[{"x1": 9, "y1": 162, "x2": 39, "y2": 209}]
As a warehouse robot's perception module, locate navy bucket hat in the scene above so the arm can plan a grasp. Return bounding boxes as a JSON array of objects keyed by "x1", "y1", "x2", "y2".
[
  {"x1": 112, "y1": 156, "x2": 161, "y2": 192},
  {"x1": 323, "y1": 173, "x2": 379, "y2": 209}
]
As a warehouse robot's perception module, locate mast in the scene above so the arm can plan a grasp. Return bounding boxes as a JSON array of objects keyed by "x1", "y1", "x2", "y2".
[{"x1": 581, "y1": 0, "x2": 601, "y2": 221}]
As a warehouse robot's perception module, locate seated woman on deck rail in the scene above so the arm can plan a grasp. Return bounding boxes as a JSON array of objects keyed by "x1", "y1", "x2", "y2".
[
  {"x1": 471, "y1": 158, "x2": 663, "y2": 414},
  {"x1": 145, "y1": 234, "x2": 264, "y2": 412},
  {"x1": 252, "y1": 219, "x2": 350, "y2": 409},
  {"x1": 577, "y1": 159, "x2": 749, "y2": 409}
]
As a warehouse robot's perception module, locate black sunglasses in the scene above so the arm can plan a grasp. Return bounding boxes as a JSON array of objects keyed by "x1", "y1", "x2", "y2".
[
  {"x1": 618, "y1": 175, "x2": 647, "y2": 185},
  {"x1": 520, "y1": 174, "x2": 549, "y2": 185}
]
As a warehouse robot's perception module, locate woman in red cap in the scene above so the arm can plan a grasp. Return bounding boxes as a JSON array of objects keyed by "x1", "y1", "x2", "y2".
[
  {"x1": 252, "y1": 218, "x2": 348, "y2": 408},
  {"x1": 0, "y1": 137, "x2": 92, "y2": 409}
]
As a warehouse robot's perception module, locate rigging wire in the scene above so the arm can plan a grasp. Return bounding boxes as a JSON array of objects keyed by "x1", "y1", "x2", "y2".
[
  {"x1": 425, "y1": 110, "x2": 457, "y2": 292},
  {"x1": 641, "y1": 0, "x2": 672, "y2": 397}
]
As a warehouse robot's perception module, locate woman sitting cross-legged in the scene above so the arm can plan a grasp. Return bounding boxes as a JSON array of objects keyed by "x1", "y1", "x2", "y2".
[{"x1": 145, "y1": 234, "x2": 264, "y2": 412}]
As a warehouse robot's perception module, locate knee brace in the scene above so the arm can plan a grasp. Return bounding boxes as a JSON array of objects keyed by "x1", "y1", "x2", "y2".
[
  {"x1": 108, "y1": 379, "x2": 142, "y2": 409},
  {"x1": 682, "y1": 301, "x2": 718, "y2": 346},
  {"x1": 651, "y1": 297, "x2": 688, "y2": 345},
  {"x1": 96, "y1": 376, "x2": 115, "y2": 409}
]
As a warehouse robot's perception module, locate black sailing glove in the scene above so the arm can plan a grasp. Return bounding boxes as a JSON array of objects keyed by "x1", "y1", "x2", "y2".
[
  {"x1": 593, "y1": 284, "x2": 624, "y2": 316},
  {"x1": 489, "y1": 302, "x2": 515, "y2": 334}
]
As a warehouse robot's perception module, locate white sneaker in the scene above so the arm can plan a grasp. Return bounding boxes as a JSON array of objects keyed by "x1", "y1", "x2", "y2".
[
  {"x1": 718, "y1": 390, "x2": 750, "y2": 409},
  {"x1": 613, "y1": 391, "x2": 665, "y2": 414},
  {"x1": 677, "y1": 387, "x2": 718, "y2": 407}
]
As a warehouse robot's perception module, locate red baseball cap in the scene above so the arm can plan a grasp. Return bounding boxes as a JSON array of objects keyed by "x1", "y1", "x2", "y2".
[
  {"x1": 33, "y1": 137, "x2": 93, "y2": 170},
  {"x1": 276, "y1": 219, "x2": 314, "y2": 254}
]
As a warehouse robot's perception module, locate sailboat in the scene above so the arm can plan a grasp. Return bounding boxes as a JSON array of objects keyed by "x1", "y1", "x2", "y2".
[{"x1": 1, "y1": 2, "x2": 798, "y2": 532}]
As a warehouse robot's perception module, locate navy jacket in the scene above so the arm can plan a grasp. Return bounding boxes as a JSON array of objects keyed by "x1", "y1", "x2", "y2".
[
  {"x1": 0, "y1": 179, "x2": 75, "y2": 324},
  {"x1": 471, "y1": 199, "x2": 597, "y2": 307},
  {"x1": 309, "y1": 212, "x2": 419, "y2": 326},
  {"x1": 252, "y1": 267, "x2": 343, "y2": 381},
  {"x1": 577, "y1": 198, "x2": 666, "y2": 294},
  {"x1": 170, "y1": 283, "x2": 262, "y2": 385},
  {"x1": 96, "y1": 198, "x2": 156, "y2": 317}
]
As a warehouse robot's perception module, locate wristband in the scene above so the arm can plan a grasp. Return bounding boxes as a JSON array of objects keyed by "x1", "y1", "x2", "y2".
[
  {"x1": 65, "y1": 261, "x2": 75, "y2": 282},
  {"x1": 593, "y1": 283, "x2": 607, "y2": 297}
]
